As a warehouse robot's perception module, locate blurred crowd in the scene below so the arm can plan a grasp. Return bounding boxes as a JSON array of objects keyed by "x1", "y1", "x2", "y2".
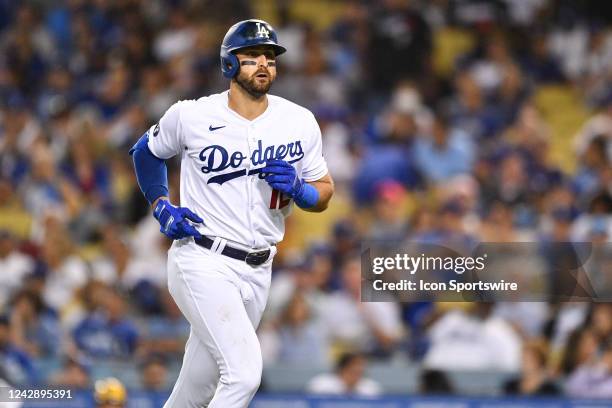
[{"x1": 0, "y1": 0, "x2": 611, "y2": 399}]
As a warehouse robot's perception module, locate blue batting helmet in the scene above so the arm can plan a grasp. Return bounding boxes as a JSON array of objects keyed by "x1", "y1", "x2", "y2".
[{"x1": 220, "y1": 19, "x2": 286, "y2": 79}]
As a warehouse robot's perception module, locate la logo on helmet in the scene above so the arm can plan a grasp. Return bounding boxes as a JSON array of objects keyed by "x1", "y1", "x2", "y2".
[{"x1": 255, "y1": 22, "x2": 270, "y2": 39}]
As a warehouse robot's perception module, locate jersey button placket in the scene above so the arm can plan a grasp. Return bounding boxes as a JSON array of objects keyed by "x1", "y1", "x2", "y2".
[
  {"x1": 249, "y1": 129, "x2": 256, "y2": 211},
  {"x1": 246, "y1": 125, "x2": 256, "y2": 247}
]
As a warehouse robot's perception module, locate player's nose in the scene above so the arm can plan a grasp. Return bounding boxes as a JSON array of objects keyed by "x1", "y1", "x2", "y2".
[{"x1": 255, "y1": 54, "x2": 269, "y2": 67}]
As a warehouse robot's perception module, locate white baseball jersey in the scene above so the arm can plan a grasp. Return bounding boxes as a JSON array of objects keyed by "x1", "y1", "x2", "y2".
[{"x1": 147, "y1": 90, "x2": 328, "y2": 248}]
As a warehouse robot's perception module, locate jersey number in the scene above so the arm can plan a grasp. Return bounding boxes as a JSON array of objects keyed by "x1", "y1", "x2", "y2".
[{"x1": 270, "y1": 189, "x2": 291, "y2": 209}]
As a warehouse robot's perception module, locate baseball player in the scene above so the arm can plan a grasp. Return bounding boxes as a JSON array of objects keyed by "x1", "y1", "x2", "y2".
[{"x1": 130, "y1": 19, "x2": 334, "y2": 407}]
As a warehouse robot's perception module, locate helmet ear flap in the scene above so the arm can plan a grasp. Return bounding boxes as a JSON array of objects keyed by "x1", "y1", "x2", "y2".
[
  {"x1": 227, "y1": 53, "x2": 239, "y2": 78},
  {"x1": 220, "y1": 50, "x2": 240, "y2": 78}
]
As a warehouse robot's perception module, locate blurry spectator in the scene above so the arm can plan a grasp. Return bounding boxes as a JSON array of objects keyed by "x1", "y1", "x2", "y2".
[
  {"x1": 542, "y1": 206, "x2": 574, "y2": 245},
  {"x1": 367, "y1": 180, "x2": 410, "y2": 241},
  {"x1": 366, "y1": 0, "x2": 432, "y2": 93},
  {"x1": 91, "y1": 225, "x2": 166, "y2": 313},
  {"x1": 0, "y1": 315, "x2": 35, "y2": 385},
  {"x1": 561, "y1": 328, "x2": 600, "y2": 376},
  {"x1": 574, "y1": 135, "x2": 610, "y2": 197},
  {"x1": 504, "y1": 340, "x2": 560, "y2": 395},
  {"x1": 571, "y1": 191, "x2": 612, "y2": 241},
  {"x1": 139, "y1": 66, "x2": 177, "y2": 122},
  {"x1": 414, "y1": 198, "x2": 478, "y2": 252},
  {"x1": 0, "y1": 180, "x2": 32, "y2": 240},
  {"x1": 492, "y1": 62, "x2": 528, "y2": 125},
  {"x1": 139, "y1": 289, "x2": 189, "y2": 357},
  {"x1": 266, "y1": 290, "x2": 328, "y2": 366},
  {"x1": 266, "y1": 258, "x2": 311, "y2": 322},
  {"x1": 390, "y1": 83, "x2": 433, "y2": 134},
  {"x1": 61, "y1": 137, "x2": 111, "y2": 241},
  {"x1": 274, "y1": 25, "x2": 348, "y2": 111},
  {"x1": 152, "y1": 7, "x2": 196, "y2": 61},
  {"x1": 589, "y1": 303, "x2": 612, "y2": 341},
  {"x1": 414, "y1": 111, "x2": 475, "y2": 183},
  {"x1": 353, "y1": 135, "x2": 419, "y2": 205},
  {"x1": 480, "y1": 202, "x2": 521, "y2": 242},
  {"x1": 502, "y1": 103, "x2": 563, "y2": 201},
  {"x1": 550, "y1": 303, "x2": 591, "y2": 364},
  {"x1": 105, "y1": 103, "x2": 148, "y2": 150},
  {"x1": 9, "y1": 290, "x2": 59, "y2": 357},
  {"x1": 0, "y1": 230, "x2": 33, "y2": 311},
  {"x1": 20, "y1": 143, "x2": 82, "y2": 225},
  {"x1": 424, "y1": 303, "x2": 522, "y2": 372},
  {"x1": 522, "y1": 33, "x2": 565, "y2": 83},
  {"x1": 323, "y1": 256, "x2": 404, "y2": 355},
  {"x1": 479, "y1": 151, "x2": 532, "y2": 212},
  {"x1": 493, "y1": 302, "x2": 549, "y2": 339},
  {"x1": 73, "y1": 287, "x2": 139, "y2": 359},
  {"x1": 445, "y1": 71, "x2": 503, "y2": 141},
  {"x1": 94, "y1": 65, "x2": 131, "y2": 121},
  {"x1": 140, "y1": 354, "x2": 169, "y2": 391},
  {"x1": 354, "y1": 86, "x2": 425, "y2": 204},
  {"x1": 319, "y1": 113, "x2": 356, "y2": 191},
  {"x1": 49, "y1": 357, "x2": 90, "y2": 389},
  {"x1": 573, "y1": 94, "x2": 612, "y2": 155},
  {"x1": 40, "y1": 218, "x2": 87, "y2": 312},
  {"x1": 0, "y1": 95, "x2": 41, "y2": 184},
  {"x1": 419, "y1": 369, "x2": 454, "y2": 395},
  {"x1": 566, "y1": 339, "x2": 612, "y2": 398},
  {"x1": 548, "y1": 11, "x2": 589, "y2": 80},
  {"x1": 307, "y1": 352, "x2": 382, "y2": 396},
  {"x1": 468, "y1": 33, "x2": 514, "y2": 93},
  {"x1": 329, "y1": 220, "x2": 360, "y2": 274},
  {"x1": 265, "y1": 244, "x2": 333, "y2": 327},
  {"x1": 36, "y1": 65, "x2": 74, "y2": 121}
]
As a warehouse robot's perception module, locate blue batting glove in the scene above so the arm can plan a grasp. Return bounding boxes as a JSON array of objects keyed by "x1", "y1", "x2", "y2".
[
  {"x1": 153, "y1": 199, "x2": 203, "y2": 240},
  {"x1": 261, "y1": 159, "x2": 305, "y2": 198}
]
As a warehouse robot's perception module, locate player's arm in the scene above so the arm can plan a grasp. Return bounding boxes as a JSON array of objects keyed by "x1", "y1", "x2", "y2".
[
  {"x1": 129, "y1": 102, "x2": 203, "y2": 240},
  {"x1": 262, "y1": 113, "x2": 333, "y2": 212},
  {"x1": 130, "y1": 134, "x2": 203, "y2": 240},
  {"x1": 129, "y1": 134, "x2": 169, "y2": 206}
]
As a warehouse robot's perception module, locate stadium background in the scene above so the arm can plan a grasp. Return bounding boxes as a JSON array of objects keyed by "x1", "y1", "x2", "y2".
[{"x1": 0, "y1": 0, "x2": 611, "y2": 406}]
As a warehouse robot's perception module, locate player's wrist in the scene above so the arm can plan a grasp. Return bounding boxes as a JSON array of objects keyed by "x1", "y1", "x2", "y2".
[
  {"x1": 145, "y1": 186, "x2": 169, "y2": 206},
  {"x1": 151, "y1": 196, "x2": 170, "y2": 213},
  {"x1": 293, "y1": 180, "x2": 319, "y2": 209},
  {"x1": 289, "y1": 177, "x2": 304, "y2": 198}
]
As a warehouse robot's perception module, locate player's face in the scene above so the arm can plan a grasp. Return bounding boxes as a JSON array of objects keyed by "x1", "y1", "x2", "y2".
[{"x1": 234, "y1": 46, "x2": 277, "y2": 98}]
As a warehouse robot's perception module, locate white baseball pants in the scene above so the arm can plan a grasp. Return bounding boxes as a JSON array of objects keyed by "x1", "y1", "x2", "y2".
[{"x1": 163, "y1": 238, "x2": 275, "y2": 408}]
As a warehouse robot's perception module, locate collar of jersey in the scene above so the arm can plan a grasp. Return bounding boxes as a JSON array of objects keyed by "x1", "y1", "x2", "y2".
[{"x1": 222, "y1": 90, "x2": 273, "y2": 125}]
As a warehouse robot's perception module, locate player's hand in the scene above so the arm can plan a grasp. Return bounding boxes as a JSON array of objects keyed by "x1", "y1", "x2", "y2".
[
  {"x1": 153, "y1": 199, "x2": 203, "y2": 240},
  {"x1": 261, "y1": 159, "x2": 305, "y2": 198}
]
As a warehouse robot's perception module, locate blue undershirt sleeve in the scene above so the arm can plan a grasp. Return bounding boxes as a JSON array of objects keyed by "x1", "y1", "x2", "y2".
[{"x1": 129, "y1": 133, "x2": 169, "y2": 204}]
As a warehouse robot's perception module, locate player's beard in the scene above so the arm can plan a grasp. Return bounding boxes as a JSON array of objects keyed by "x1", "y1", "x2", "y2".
[{"x1": 235, "y1": 68, "x2": 273, "y2": 99}]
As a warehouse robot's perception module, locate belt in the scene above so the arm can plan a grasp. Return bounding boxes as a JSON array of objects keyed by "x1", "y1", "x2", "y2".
[{"x1": 194, "y1": 236, "x2": 272, "y2": 266}]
